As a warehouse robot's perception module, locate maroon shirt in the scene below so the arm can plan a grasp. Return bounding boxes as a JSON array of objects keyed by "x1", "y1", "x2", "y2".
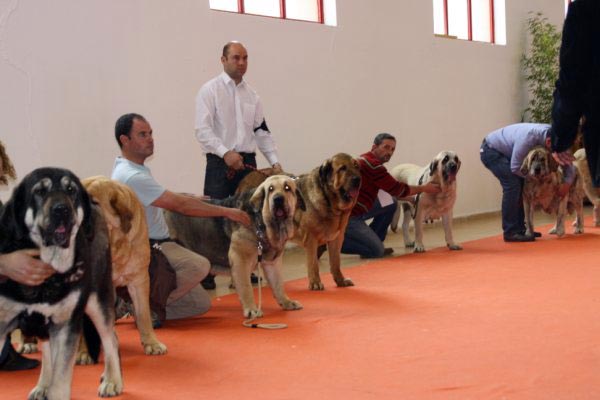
[{"x1": 351, "y1": 151, "x2": 410, "y2": 217}]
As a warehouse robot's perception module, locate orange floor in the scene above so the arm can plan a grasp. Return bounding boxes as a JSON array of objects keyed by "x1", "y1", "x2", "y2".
[{"x1": 4, "y1": 220, "x2": 600, "y2": 399}]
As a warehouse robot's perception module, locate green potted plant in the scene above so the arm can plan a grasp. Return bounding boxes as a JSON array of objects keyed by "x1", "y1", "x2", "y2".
[{"x1": 521, "y1": 12, "x2": 562, "y2": 123}]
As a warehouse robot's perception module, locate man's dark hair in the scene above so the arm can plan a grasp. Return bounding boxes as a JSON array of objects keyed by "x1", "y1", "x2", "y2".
[
  {"x1": 373, "y1": 133, "x2": 396, "y2": 145},
  {"x1": 115, "y1": 113, "x2": 146, "y2": 148}
]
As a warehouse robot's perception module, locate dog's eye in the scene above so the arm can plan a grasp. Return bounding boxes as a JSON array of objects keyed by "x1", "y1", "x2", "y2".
[
  {"x1": 339, "y1": 166, "x2": 347, "y2": 172},
  {"x1": 33, "y1": 186, "x2": 47, "y2": 196},
  {"x1": 443, "y1": 156, "x2": 449, "y2": 163},
  {"x1": 269, "y1": 185, "x2": 274, "y2": 192},
  {"x1": 284, "y1": 184, "x2": 291, "y2": 191},
  {"x1": 66, "y1": 185, "x2": 77, "y2": 195}
]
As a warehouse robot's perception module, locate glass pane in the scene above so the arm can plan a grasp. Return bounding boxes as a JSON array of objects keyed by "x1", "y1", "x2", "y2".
[
  {"x1": 286, "y1": 0, "x2": 318, "y2": 22},
  {"x1": 324, "y1": 0, "x2": 337, "y2": 26},
  {"x1": 245, "y1": 0, "x2": 280, "y2": 17},
  {"x1": 209, "y1": 0, "x2": 239, "y2": 12},
  {"x1": 433, "y1": 0, "x2": 445, "y2": 35},
  {"x1": 471, "y1": 0, "x2": 490, "y2": 42},
  {"x1": 494, "y1": 0, "x2": 506, "y2": 45},
  {"x1": 448, "y1": 0, "x2": 468, "y2": 40}
]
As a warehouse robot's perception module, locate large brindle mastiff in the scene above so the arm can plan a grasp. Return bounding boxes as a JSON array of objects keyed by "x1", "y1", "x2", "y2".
[
  {"x1": 390, "y1": 151, "x2": 462, "y2": 253},
  {"x1": 521, "y1": 146, "x2": 585, "y2": 237},
  {"x1": 165, "y1": 175, "x2": 303, "y2": 318},
  {"x1": 0, "y1": 167, "x2": 122, "y2": 400},
  {"x1": 574, "y1": 148, "x2": 600, "y2": 226},
  {"x1": 292, "y1": 153, "x2": 361, "y2": 290}
]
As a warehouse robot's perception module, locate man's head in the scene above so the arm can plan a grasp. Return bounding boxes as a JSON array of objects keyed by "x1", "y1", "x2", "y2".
[
  {"x1": 221, "y1": 41, "x2": 248, "y2": 84},
  {"x1": 371, "y1": 133, "x2": 396, "y2": 163},
  {"x1": 544, "y1": 128, "x2": 552, "y2": 149},
  {"x1": 115, "y1": 113, "x2": 154, "y2": 163}
]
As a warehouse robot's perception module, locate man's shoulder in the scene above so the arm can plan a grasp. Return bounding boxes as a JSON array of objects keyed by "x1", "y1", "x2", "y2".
[{"x1": 358, "y1": 152, "x2": 384, "y2": 170}]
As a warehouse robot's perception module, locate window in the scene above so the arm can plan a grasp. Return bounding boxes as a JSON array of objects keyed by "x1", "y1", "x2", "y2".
[
  {"x1": 433, "y1": 0, "x2": 506, "y2": 45},
  {"x1": 209, "y1": 0, "x2": 337, "y2": 26}
]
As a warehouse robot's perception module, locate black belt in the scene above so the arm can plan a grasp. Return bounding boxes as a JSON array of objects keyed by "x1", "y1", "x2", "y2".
[{"x1": 207, "y1": 152, "x2": 256, "y2": 159}]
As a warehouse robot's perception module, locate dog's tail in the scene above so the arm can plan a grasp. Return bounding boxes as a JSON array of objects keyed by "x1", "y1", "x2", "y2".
[{"x1": 82, "y1": 315, "x2": 101, "y2": 363}]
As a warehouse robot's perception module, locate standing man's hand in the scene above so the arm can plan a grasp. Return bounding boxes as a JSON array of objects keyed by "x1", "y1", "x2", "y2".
[
  {"x1": 552, "y1": 151, "x2": 575, "y2": 166},
  {"x1": 224, "y1": 150, "x2": 244, "y2": 170},
  {"x1": 0, "y1": 249, "x2": 55, "y2": 286},
  {"x1": 272, "y1": 163, "x2": 283, "y2": 174}
]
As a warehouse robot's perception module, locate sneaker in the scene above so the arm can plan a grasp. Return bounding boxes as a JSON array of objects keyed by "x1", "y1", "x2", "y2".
[
  {"x1": 504, "y1": 233, "x2": 535, "y2": 242},
  {"x1": 201, "y1": 274, "x2": 216, "y2": 290},
  {"x1": 383, "y1": 247, "x2": 394, "y2": 256},
  {"x1": 250, "y1": 273, "x2": 262, "y2": 285}
]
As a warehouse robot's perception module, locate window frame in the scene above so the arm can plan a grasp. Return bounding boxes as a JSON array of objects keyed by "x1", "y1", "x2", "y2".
[
  {"x1": 437, "y1": 0, "x2": 498, "y2": 44},
  {"x1": 218, "y1": 0, "x2": 326, "y2": 24}
]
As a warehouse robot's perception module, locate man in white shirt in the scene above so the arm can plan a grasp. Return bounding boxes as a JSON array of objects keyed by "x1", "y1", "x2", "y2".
[
  {"x1": 112, "y1": 113, "x2": 250, "y2": 321},
  {"x1": 195, "y1": 41, "x2": 282, "y2": 288}
]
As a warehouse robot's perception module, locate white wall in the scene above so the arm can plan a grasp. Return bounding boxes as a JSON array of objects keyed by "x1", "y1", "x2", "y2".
[{"x1": 0, "y1": 0, "x2": 564, "y2": 216}]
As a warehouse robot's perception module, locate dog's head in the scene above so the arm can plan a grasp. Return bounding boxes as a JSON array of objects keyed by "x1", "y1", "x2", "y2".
[
  {"x1": 319, "y1": 153, "x2": 362, "y2": 210},
  {"x1": 520, "y1": 146, "x2": 558, "y2": 178},
  {"x1": 249, "y1": 175, "x2": 303, "y2": 242},
  {"x1": 429, "y1": 151, "x2": 461, "y2": 184},
  {"x1": 1, "y1": 167, "x2": 93, "y2": 273}
]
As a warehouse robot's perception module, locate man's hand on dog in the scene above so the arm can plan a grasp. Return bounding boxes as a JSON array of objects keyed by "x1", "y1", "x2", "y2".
[
  {"x1": 0, "y1": 249, "x2": 54, "y2": 286},
  {"x1": 227, "y1": 208, "x2": 251, "y2": 227},
  {"x1": 552, "y1": 150, "x2": 575, "y2": 166}
]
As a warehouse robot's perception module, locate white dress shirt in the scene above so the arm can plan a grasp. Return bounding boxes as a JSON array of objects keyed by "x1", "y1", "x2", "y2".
[{"x1": 194, "y1": 72, "x2": 279, "y2": 165}]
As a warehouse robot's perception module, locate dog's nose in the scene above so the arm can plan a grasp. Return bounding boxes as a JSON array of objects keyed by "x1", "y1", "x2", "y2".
[
  {"x1": 273, "y1": 194, "x2": 285, "y2": 207},
  {"x1": 51, "y1": 203, "x2": 70, "y2": 219}
]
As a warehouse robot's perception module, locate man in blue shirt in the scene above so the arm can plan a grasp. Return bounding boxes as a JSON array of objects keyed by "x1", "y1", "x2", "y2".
[{"x1": 480, "y1": 123, "x2": 573, "y2": 242}]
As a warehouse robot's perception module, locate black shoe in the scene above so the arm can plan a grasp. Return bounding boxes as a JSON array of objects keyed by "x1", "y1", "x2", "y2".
[
  {"x1": 0, "y1": 340, "x2": 39, "y2": 371},
  {"x1": 201, "y1": 274, "x2": 216, "y2": 290},
  {"x1": 250, "y1": 273, "x2": 262, "y2": 285},
  {"x1": 504, "y1": 233, "x2": 535, "y2": 242},
  {"x1": 316, "y1": 245, "x2": 327, "y2": 260},
  {"x1": 383, "y1": 247, "x2": 394, "y2": 256},
  {"x1": 533, "y1": 231, "x2": 542, "y2": 238}
]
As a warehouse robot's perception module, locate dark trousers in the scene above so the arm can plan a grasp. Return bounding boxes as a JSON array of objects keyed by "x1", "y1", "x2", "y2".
[
  {"x1": 341, "y1": 199, "x2": 398, "y2": 258},
  {"x1": 480, "y1": 141, "x2": 525, "y2": 237},
  {"x1": 204, "y1": 153, "x2": 256, "y2": 200}
]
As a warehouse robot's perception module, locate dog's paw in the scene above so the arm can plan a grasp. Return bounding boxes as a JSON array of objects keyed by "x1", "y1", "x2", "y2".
[
  {"x1": 280, "y1": 299, "x2": 303, "y2": 310},
  {"x1": 447, "y1": 244, "x2": 463, "y2": 251},
  {"x1": 143, "y1": 341, "x2": 168, "y2": 355},
  {"x1": 336, "y1": 278, "x2": 354, "y2": 287},
  {"x1": 414, "y1": 245, "x2": 426, "y2": 253},
  {"x1": 27, "y1": 386, "x2": 47, "y2": 400},
  {"x1": 76, "y1": 351, "x2": 95, "y2": 365},
  {"x1": 98, "y1": 379, "x2": 123, "y2": 398},
  {"x1": 548, "y1": 227, "x2": 557, "y2": 235},
  {"x1": 243, "y1": 308, "x2": 264, "y2": 319},
  {"x1": 404, "y1": 241, "x2": 415, "y2": 248},
  {"x1": 573, "y1": 227, "x2": 584, "y2": 234},
  {"x1": 19, "y1": 342, "x2": 38, "y2": 354},
  {"x1": 308, "y1": 281, "x2": 325, "y2": 291}
]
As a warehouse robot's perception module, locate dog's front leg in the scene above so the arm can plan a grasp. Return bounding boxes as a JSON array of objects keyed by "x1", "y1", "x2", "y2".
[
  {"x1": 37, "y1": 325, "x2": 79, "y2": 400},
  {"x1": 262, "y1": 257, "x2": 302, "y2": 311},
  {"x1": 230, "y1": 246, "x2": 262, "y2": 318},
  {"x1": 401, "y1": 203, "x2": 415, "y2": 248},
  {"x1": 85, "y1": 293, "x2": 123, "y2": 397},
  {"x1": 28, "y1": 340, "x2": 53, "y2": 400},
  {"x1": 524, "y1": 200, "x2": 535, "y2": 237},
  {"x1": 328, "y1": 233, "x2": 354, "y2": 288},
  {"x1": 127, "y1": 276, "x2": 167, "y2": 355},
  {"x1": 554, "y1": 196, "x2": 568, "y2": 237},
  {"x1": 305, "y1": 238, "x2": 324, "y2": 290},
  {"x1": 413, "y1": 207, "x2": 426, "y2": 253},
  {"x1": 573, "y1": 196, "x2": 585, "y2": 234},
  {"x1": 442, "y1": 212, "x2": 462, "y2": 250}
]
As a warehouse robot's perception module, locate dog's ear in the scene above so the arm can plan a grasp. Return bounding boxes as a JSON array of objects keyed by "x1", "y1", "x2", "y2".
[
  {"x1": 520, "y1": 156, "x2": 530, "y2": 176},
  {"x1": 319, "y1": 159, "x2": 333, "y2": 183},
  {"x1": 295, "y1": 187, "x2": 306, "y2": 211},
  {"x1": 109, "y1": 188, "x2": 133, "y2": 234},
  {"x1": 455, "y1": 156, "x2": 461, "y2": 171},
  {"x1": 249, "y1": 185, "x2": 266, "y2": 214},
  {"x1": 429, "y1": 160, "x2": 439, "y2": 176},
  {"x1": 79, "y1": 183, "x2": 96, "y2": 241},
  {"x1": 0, "y1": 180, "x2": 29, "y2": 245}
]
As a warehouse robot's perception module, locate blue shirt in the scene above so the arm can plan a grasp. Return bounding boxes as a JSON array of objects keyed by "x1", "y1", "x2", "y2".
[
  {"x1": 484, "y1": 123, "x2": 575, "y2": 183},
  {"x1": 111, "y1": 157, "x2": 170, "y2": 240}
]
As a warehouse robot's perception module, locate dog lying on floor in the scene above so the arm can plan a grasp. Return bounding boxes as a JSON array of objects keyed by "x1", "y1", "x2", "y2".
[
  {"x1": 521, "y1": 146, "x2": 585, "y2": 237},
  {"x1": 390, "y1": 151, "x2": 462, "y2": 253},
  {"x1": 574, "y1": 148, "x2": 600, "y2": 226},
  {"x1": 165, "y1": 175, "x2": 304, "y2": 318},
  {"x1": 0, "y1": 167, "x2": 122, "y2": 399},
  {"x1": 82, "y1": 176, "x2": 167, "y2": 356}
]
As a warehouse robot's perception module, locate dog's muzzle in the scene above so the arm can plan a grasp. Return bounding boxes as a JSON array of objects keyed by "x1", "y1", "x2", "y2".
[
  {"x1": 42, "y1": 202, "x2": 75, "y2": 248},
  {"x1": 341, "y1": 176, "x2": 361, "y2": 202},
  {"x1": 272, "y1": 194, "x2": 289, "y2": 220}
]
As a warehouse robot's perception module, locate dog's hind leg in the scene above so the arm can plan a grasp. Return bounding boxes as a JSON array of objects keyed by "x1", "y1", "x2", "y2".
[
  {"x1": 401, "y1": 203, "x2": 414, "y2": 248},
  {"x1": 573, "y1": 199, "x2": 585, "y2": 234},
  {"x1": 553, "y1": 197, "x2": 568, "y2": 237},
  {"x1": 413, "y1": 207, "x2": 426, "y2": 253},
  {"x1": 442, "y1": 212, "x2": 462, "y2": 250},
  {"x1": 127, "y1": 277, "x2": 167, "y2": 355},
  {"x1": 262, "y1": 257, "x2": 302, "y2": 311},
  {"x1": 327, "y1": 234, "x2": 354, "y2": 288},
  {"x1": 390, "y1": 200, "x2": 401, "y2": 233},
  {"x1": 85, "y1": 293, "x2": 123, "y2": 397},
  {"x1": 524, "y1": 200, "x2": 536, "y2": 237},
  {"x1": 594, "y1": 204, "x2": 600, "y2": 227}
]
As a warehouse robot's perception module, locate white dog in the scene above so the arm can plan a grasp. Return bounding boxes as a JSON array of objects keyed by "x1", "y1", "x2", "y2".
[{"x1": 390, "y1": 151, "x2": 462, "y2": 253}]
